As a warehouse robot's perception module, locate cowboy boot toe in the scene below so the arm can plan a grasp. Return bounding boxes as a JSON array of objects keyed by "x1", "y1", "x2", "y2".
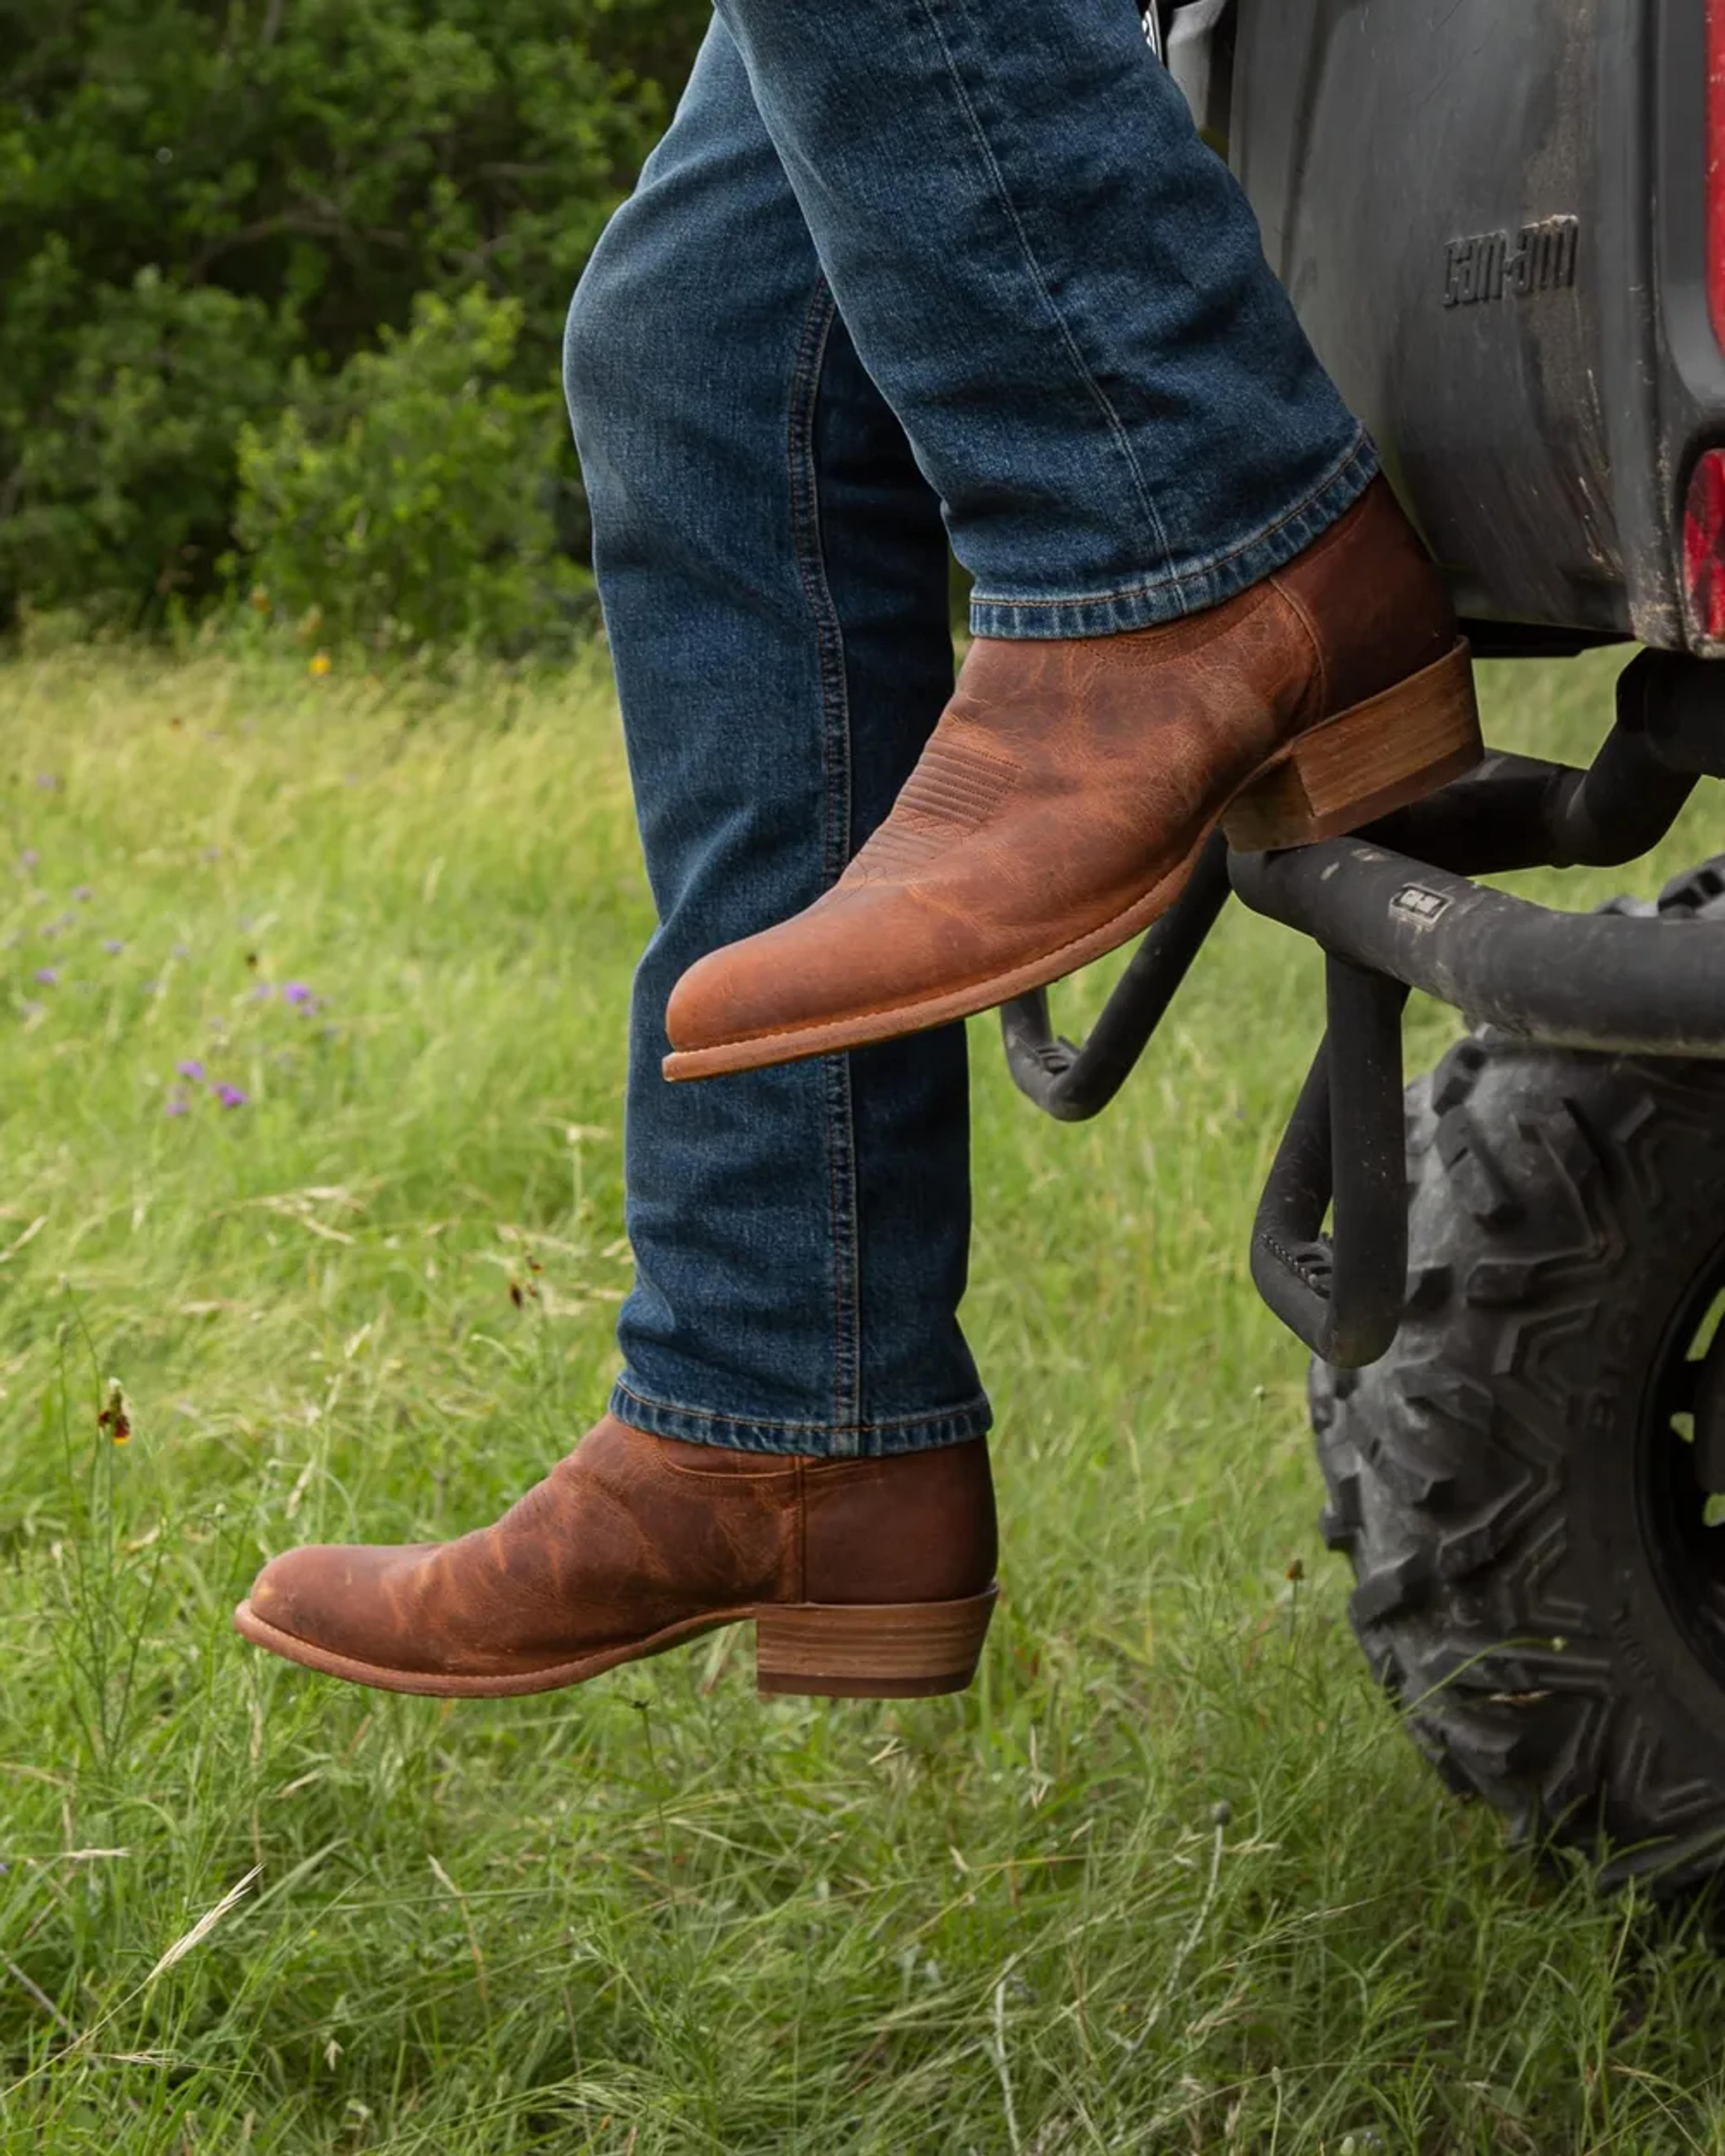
[
  {"x1": 665, "y1": 877, "x2": 980, "y2": 1072},
  {"x1": 244, "y1": 1540, "x2": 442, "y2": 1672}
]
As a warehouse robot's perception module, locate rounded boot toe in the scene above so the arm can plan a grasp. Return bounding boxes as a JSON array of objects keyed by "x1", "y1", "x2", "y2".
[
  {"x1": 665, "y1": 890, "x2": 942, "y2": 1068},
  {"x1": 242, "y1": 1541, "x2": 437, "y2": 1668},
  {"x1": 666, "y1": 932, "x2": 785, "y2": 1054},
  {"x1": 244, "y1": 1544, "x2": 352, "y2": 1655}
]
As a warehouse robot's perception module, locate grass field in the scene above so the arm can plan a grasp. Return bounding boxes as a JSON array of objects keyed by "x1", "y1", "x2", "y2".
[{"x1": 4, "y1": 643, "x2": 1725, "y2": 2153}]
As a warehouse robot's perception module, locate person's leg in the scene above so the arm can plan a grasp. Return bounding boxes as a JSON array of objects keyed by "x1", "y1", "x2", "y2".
[
  {"x1": 564, "y1": 22, "x2": 986, "y2": 1462},
  {"x1": 713, "y1": 0, "x2": 1372, "y2": 631},
  {"x1": 233, "y1": 20, "x2": 1000, "y2": 1703},
  {"x1": 661, "y1": 0, "x2": 1482, "y2": 1077}
]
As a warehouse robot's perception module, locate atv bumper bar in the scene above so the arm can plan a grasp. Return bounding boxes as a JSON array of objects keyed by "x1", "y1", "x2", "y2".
[
  {"x1": 1228, "y1": 838, "x2": 1725, "y2": 1060},
  {"x1": 999, "y1": 651, "x2": 1725, "y2": 1367}
]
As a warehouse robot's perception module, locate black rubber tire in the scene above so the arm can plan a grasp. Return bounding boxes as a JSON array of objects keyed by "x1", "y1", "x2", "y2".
[{"x1": 1311, "y1": 1026, "x2": 1725, "y2": 1891}]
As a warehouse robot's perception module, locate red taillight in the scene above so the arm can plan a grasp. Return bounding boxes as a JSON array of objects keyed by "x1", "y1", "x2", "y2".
[
  {"x1": 1685, "y1": 449, "x2": 1725, "y2": 640},
  {"x1": 1712, "y1": 0, "x2": 1725, "y2": 346}
]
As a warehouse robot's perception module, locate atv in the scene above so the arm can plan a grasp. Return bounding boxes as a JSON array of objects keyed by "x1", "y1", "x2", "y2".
[{"x1": 1005, "y1": 0, "x2": 1725, "y2": 1890}]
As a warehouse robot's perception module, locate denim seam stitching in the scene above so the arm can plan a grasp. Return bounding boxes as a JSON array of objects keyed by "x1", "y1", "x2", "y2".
[
  {"x1": 969, "y1": 431, "x2": 1373, "y2": 612},
  {"x1": 785, "y1": 275, "x2": 863, "y2": 1453},
  {"x1": 911, "y1": 0, "x2": 1174, "y2": 586},
  {"x1": 614, "y1": 1380, "x2": 991, "y2": 1439}
]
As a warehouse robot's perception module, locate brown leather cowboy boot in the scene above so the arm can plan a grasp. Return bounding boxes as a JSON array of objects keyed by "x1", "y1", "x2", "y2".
[
  {"x1": 233, "y1": 1415, "x2": 997, "y2": 1699},
  {"x1": 662, "y1": 476, "x2": 1480, "y2": 1081}
]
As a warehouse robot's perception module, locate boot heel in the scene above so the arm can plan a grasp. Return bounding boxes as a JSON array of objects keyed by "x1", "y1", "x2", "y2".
[
  {"x1": 755, "y1": 1587, "x2": 998, "y2": 1700},
  {"x1": 1222, "y1": 637, "x2": 1482, "y2": 852}
]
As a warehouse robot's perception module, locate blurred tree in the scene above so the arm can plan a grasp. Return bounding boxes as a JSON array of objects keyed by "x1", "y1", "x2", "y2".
[{"x1": 0, "y1": 0, "x2": 708, "y2": 632}]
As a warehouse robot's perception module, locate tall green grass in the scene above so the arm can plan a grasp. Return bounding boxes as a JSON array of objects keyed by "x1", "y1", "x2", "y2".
[{"x1": 1, "y1": 644, "x2": 1725, "y2": 2152}]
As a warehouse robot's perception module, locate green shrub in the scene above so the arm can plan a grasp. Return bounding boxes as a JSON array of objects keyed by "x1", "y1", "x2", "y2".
[
  {"x1": 234, "y1": 287, "x2": 586, "y2": 656},
  {"x1": 0, "y1": 0, "x2": 709, "y2": 634},
  {"x1": 0, "y1": 264, "x2": 287, "y2": 629}
]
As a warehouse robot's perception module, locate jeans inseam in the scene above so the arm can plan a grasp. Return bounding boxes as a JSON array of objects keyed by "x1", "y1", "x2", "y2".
[
  {"x1": 910, "y1": 0, "x2": 1175, "y2": 591},
  {"x1": 786, "y1": 275, "x2": 864, "y2": 1457}
]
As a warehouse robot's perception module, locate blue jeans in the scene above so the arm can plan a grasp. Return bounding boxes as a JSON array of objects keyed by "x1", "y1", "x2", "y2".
[{"x1": 563, "y1": 3, "x2": 1374, "y2": 1457}]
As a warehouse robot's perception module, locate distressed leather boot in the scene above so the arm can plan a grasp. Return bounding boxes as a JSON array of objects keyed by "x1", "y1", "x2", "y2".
[
  {"x1": 234, "y1": 1415, "x2": 997, "y2": 1699},
  {"x1": 663, "y1": 476, "x2": 1480, "y2": 1080}
]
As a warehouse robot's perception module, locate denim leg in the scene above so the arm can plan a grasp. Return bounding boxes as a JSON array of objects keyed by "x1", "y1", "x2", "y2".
[
  {"x1": 564, "y1": 22, "x2": 989, "y2": 1458},
  {"x1": 712, "y1": 0, "x2": 1376, "y2": 637}
]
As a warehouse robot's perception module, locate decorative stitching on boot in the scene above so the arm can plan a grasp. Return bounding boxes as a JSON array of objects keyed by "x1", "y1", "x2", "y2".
[{"x1": 853, "y1": 731, "x2": 1020, "y2": 878}]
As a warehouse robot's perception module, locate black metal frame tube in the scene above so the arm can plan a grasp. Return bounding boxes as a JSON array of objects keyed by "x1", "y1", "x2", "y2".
[
  {"x1": 999, "y1": 651, "x2": 1713, "y2": 1122},
  {"x1": 1000, "y1": 831, "x2": 1232, "y2": 1121},
  {"x1": 1230, "y1": 838, "x2": 1725, "y2": 1057},
  {"x1": 1249, "y1": 957, "x2": 1411, "y2": 1368},
  {"x1": 992, "y1": 648, "x2": 1725, "y2": 1364}
]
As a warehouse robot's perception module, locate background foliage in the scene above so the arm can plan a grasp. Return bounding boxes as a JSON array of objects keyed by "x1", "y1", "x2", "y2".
[
  {"x1": 234, "y1": 288, "x2": 590, "y2": 654},
  {"x1": 0, "y1": 0, "x2": 709, "y2": 644}
]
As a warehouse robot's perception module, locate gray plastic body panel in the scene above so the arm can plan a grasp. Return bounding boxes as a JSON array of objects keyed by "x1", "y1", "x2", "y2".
[{"x1": 1226, "y1": 0, "x2": 1722, "y2": 649}]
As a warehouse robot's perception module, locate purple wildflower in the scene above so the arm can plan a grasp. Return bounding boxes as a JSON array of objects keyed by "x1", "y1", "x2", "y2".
[
  {"x1": 252, "y1": 982, "x2": 273, "y2": 1002},
  {"x1": 34, "y1": 774, "x2": 57, "y2": 792},
  {"x1": 34, "y1": 967, "x2": 57, "y2": 986},
  {"x1": 72, "y1": 885, "x2": 92, "y2": 903},
  {"x1": 103, "y1": 938, "x2": 124, "y2": 954},
  {"x1": 215, "y1": 1083, "x2": 248, "y2": 1109},
  {"x1": 164, "y1": 1091, "x2": 190, "y2": 1118},
  {"x1": 171, "y1": 942, "x2": 190, "y2": 959},
  {"x1": 142, "y1": 979, "x2": 159, "y2": 994},
  {"x1": 283, "y1": 981, "x2": 315, "y2": 1008},
  {"x1": 176, "y1": 1058, "x2": 206, "y2": 1082},
  {"x1": 20, "y1": 849, "x2": 36, "y2": 870}
]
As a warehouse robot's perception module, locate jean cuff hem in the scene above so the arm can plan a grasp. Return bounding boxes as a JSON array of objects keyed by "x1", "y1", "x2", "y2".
[
  {"x1": 967, "y1": 431, "x2": 1379, "y2": 640},
  {"x1": 610, "y1": 1380, "x2": 993, "y2": 1459}
]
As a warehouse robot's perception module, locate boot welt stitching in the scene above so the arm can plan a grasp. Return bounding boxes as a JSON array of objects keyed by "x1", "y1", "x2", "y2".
[{"x1": 237, "y1": 1594, "x2": 997, "y2": 1694}]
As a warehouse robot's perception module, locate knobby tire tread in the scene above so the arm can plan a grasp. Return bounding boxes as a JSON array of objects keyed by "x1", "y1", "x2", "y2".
[{"x1": 1312, "y1": 1030, "x2": 1725, "y2": 1891}]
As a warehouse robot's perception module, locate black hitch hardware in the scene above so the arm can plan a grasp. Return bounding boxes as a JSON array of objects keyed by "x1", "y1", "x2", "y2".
[
  {"x1": 1249, "y1": 957, "x2": 1410, "y2": 1370},
  {"x1": 998, "y1": 651, "x2": 1725, "y2": 1366}
]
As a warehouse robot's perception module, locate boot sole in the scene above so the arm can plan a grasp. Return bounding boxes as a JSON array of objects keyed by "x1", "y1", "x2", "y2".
[
  {"x1": 232, "y1": 1584, "x2": 998, "y2": 1701},
  {"x1": 662, "y1": 639, "x2": 1480, "y2": 1082}
]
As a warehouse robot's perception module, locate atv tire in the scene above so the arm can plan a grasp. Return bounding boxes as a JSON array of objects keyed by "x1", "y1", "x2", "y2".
[{"x1": 1311, "y1": 1025, "x2": 1725, "y2": 1891}]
